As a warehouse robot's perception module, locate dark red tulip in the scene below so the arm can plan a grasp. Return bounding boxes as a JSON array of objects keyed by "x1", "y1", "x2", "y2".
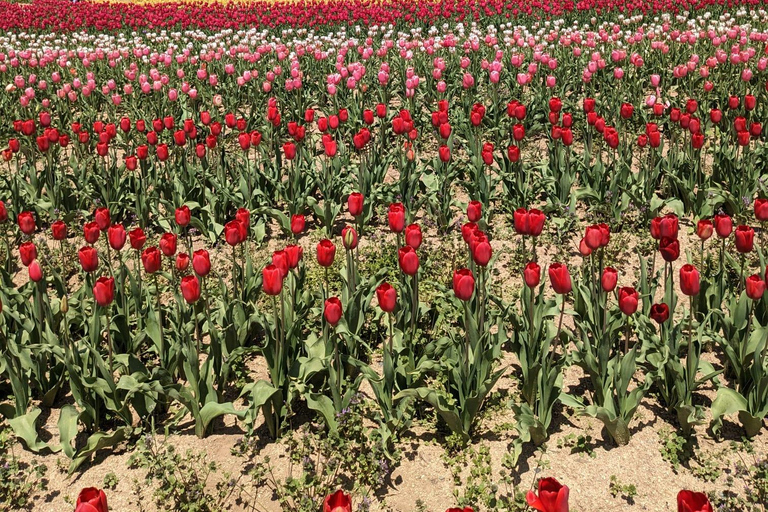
[
  {"x1": 83, "y1": 222, "x2": 100, "y2": 244},
  {"x1": 471, "y1": 237, "x2": 492, "y2": 267},
  {"x1": 92, "y1": 277, "x2": 115, "y2": 307},
  {"x1": 659, "y1": 213, "x2": 679, "y2": 239},
  {"x1": 659, "y1": 237, "x2": 680, "y2": 262},
  {"x1": 650, "y1": 303, "x2": 670, "y2": 324}
]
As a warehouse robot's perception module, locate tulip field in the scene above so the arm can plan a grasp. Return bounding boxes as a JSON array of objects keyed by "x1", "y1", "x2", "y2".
[{"x1": 4, "y1": 0, "x2": 768, "y2": 510}]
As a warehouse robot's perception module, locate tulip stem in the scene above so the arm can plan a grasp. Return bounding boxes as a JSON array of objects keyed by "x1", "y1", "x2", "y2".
[
  {"x1": 411, "y1": 272, "x2": 419, "y2": 340},
  {"x1": 105, "y1": 305, "x2": 113, "y2": 374},
  {"x1": 555, "y1": 295, "x2": 566, "y2": 355},
  {"x1": 624, "y1": 318, "x2": 630, "y2": 354},
  {"x1": 154, "y1": 274, "x2": 164, "y2": 367},
  {"x1": 231, "y1": 244, "x2": 238, "y2": 300}
]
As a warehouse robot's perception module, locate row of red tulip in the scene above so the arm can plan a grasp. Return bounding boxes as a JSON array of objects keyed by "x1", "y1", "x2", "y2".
[{"x1": 72, "y1": 481, "x2": 714, "y2": 512}]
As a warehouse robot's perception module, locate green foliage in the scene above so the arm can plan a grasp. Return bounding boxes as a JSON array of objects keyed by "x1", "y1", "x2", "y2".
[
  {"x1": 128, "y1": 434, "x2": 236, "y2": 512},
  {"x1": 0, "y1": 427, "x2": 48, "y2": 512},
  {"x1": 609, "y1": 475, "x2": 637, "y2": 504}
]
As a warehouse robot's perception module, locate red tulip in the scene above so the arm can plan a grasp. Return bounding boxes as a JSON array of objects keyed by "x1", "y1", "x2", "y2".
[
  {"x1": 745, "y1": 95, "x2": 757, "y2": 111},
  {"x1": 526, "y1": 477, "x2": 569, "y2": 512},
  {"x1": 677, "y1": 490, "x2": 713, "y2": 512},
  {"x1": 224, "y1": 220, "x2": 242, "y2": 246},
  {"x1": 528, "y1": 209, "x2": 546, "y2": 236},
  {"x1": 524, "y1": 262, "x2": 541, "y2": 288},
  {"x1": 507, "y1": 145, "x2": 520, "y2": 162},
  {"x1": 714, "y1": 213, "x2": 732, "y2": 238},
  {"x1": 579, "y1": 238, "x2": 592, "y2": 257},
  {"x1": 141, "y1": 247, "x2": 161, "y2": 274},
  {"x1": 192, "y1": 249, "x2": 210, "y2": 276},
  {"x1": 584, "y1": 225, "x2": 602, "y2": 250},
  {"x1": 78, "y1": 246, "x2": 98, "y2": 273},
  {"x1": 734, "y1": 225, "x2": 755, "y2": 253},
  {"x1": 659, "y1": 213, "x2": 679, "y2": 239},
  {"x1": 324, "y1": 297, "x2": 343, "y2": 326},
  {"x1": 659, "y1": 237, "x2": 680, "y2": 262},
  {"x1": 175, "y1": 206, "x2": 191, "y2": 227},
  {"x1": 317, "y1": 239, "x2": 336, "y2": 267},
  {"x1": 93, "y1": 277, "x2": 115, "y2": 307},
  {"x1": 696, "y1": 219, "x2": 713, "y2": 240},
  {"x1": 746, "y1": 275, "x2": 766, "y2": 301},
  {"x1": 388, "y1": 203, "x2": 405, "y2": 233},
  {"x1": 180, "y1": 275, "x2": 200, "y2": 303},
  {"x1": 159, "y1": 233, "x2": 177, "y2": 256},
  {"x1": 348, "y1": 193, "x2": 364, "y2": 217},
  {"x1": 129, "y1": 228, "x2": 146, "y2": 250},
  {"x1": 94, "y1": 207, "x2": 111, "y2": 231},
  {"x1": 680, "y1": 264, "x2": 700, "y2": 296},
  {"x1": 262, "y1": 264, "x2": 283, "y2": 296},
  {"x1": 107, "y1": 224, "x2": 126, "y2": 251},
  {"x1": 405, "y1": 224, "x2": 422, "y2": 249},
  {"x1": 755, "y1": 199, "x2": 768, "y2": 222},
  {"x1": 289, "y1": 214, "x2": 306, "y2": 235},
  {"x1": 285, "y1": 244, "x2": 303, "y2": 269},
  {"x1": 601, "y1": 267, "x2": 618, "y2": 292},
  {"x1": 323, "y1": 490, "x2": 351, "y2": 512},
  {"x1": 28, "y1": 260, "x2": 43, "y2": 282},
  {"x1": 376, "y1": 283, "x2": 397, "y2": 313},
  {"x1": 618, "y1": 286, "x2": 639, "y2": 315},
  {"x1": 548, "y1": 97, "x2": 562, "y2": 113},
  {"x1": 175, "y1": 253, "x2": 190, "y2": 272},
  {"x1": 650, "y1": 303, "x2": 670, "y2": 324},
  {"x1": 283, "y1": 141, "x2": 296, "y2": 160},
  {"x1": 82, "y1": 222, "x2": 100, "y2": 244},
  {"x1": 0, "y1": 201, "x2": 7, "y2": 223},
  {"x1": 620, "y1": 102, "x2": 634, "y2": 119},
  {"x1": 17, "y1": 211, "x2": 35, "y2": 235},
  {"x1": 514, "y1": 208, "x2": 529, "y2": 235},
  {"x1": 19, "y1": 241, "x2": 37, "y2": 266},
  {"x1": 471, "y1": 236, "x2": 492, "y2": 267},
  {"x1": 467, "y1": 201, "x2": 482, "y2": 222},
  {"x1": 398, "y1": 246, "x2": 419, "y2": 275},
  {"x1": 76, "y1": 488, "x2": 109, "y2": 512},
  {"x1": 438, "y1": 144, "x2": 451, "y2": 162},
  {"x1": 51, "y1": 220, "x2": 67, "y2": 241},
  {"x1": 549, "y1": 263, "x2": 572, "y2": 295},
  {"x1": 156, "y1": 144, "x2": 169, "y2": 161},
  {"x1": 453, "y1": 268, "x2": 475, "y2": 301}
]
